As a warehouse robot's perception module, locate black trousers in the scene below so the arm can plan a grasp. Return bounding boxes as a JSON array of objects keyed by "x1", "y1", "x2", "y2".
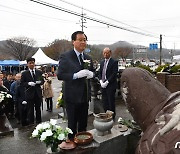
[
  {"x1": 14, "y1": 100, "x2": 20, "y2": 121},
  {"x1": 27, "y1": 93, "x2": 42, "y2": 124},
  {"x1": 102, "y1": 88, "x2": 116, "y2": 119},
  {"x1": 66, "y1": 102, "x2": 89, "y2": 139},
  {"x1": 46, "y1": 97, "x2": 53, "y2": 111},
  {"x1": 19, "y1": 103, "x2": 28, "y2": 126}
]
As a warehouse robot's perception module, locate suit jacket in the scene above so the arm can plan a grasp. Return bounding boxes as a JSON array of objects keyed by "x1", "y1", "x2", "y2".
[
  {"x1": 99, "y1": 58, "x2": 118, "y2": 89},
  {"x1": 20, "y1": 69, "x2": 44, "y2": 99},
  {"x1": 57, "y1": 50, "x2": 94, "y2": 104},
  {"x1": 16, "y1": 85, "x2": 26, "y2": 104}
]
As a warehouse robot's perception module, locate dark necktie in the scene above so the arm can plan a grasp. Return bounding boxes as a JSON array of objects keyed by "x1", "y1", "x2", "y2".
[
  {"x1": 32, "y1": 70, "x2": 36, "y2": 81},
  {"x1": 79, "y1": 54, "x2": 84, "y2": 69},
  {"x1": 102, "y1": 59, "x2": 107, "y2": 82}
]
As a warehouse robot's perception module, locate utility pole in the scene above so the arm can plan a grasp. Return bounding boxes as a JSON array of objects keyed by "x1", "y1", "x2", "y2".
[
  {"x1": 80, "y1": 8, "x2": 86, "y2": 32},
  {"x1": 160, "y1": 34, "x2": 162, "y2": 65}
]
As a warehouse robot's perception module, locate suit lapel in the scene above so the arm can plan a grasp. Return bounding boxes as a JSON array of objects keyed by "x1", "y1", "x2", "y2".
[
  {"x1": 106, "y1": 58, "x2": 113, "y2": 72},
  {"x1": 71, "y1": 50, "x2": 81, "y2": 67}
]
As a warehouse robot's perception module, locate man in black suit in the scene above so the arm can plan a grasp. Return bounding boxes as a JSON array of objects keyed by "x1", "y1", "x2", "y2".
[
  {"x1": 20, "y1": 57, "x2": 44, "y2": 125},
  {"x1": 99, "y1": 47, "x2": 118, "y2": 119},
  {"x1": 57, "y1": 31, "x2": 94, "y2": 139}
]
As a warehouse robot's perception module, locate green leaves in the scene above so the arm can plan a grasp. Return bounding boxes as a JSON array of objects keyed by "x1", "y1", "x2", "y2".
[{"x1": 118, "y1": 117, "x2": 141, "y2": 131}]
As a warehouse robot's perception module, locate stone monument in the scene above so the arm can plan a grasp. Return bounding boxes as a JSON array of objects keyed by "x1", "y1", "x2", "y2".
[{"x1": 121, "y1": 67, "x2": 180, "y2": 154}]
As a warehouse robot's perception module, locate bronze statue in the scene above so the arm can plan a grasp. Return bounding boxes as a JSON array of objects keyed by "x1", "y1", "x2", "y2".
[{"x1": 121, "y1": 67, "x2": 180, "y2": 154}]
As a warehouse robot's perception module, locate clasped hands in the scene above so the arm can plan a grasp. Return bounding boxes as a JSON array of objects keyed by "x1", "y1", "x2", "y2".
[
  {"x1": 100, "y1": 80, "x2": 109, "y2": 88},
  {"x1": 28, "y1": 81, "x2": 41, "y2": 86},
  {"x1": 75, "y1": 69, "x2": 94, "y2": 79}
]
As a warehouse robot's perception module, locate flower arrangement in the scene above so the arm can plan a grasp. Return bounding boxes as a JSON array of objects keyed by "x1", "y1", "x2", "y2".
[
  {"x1": 0, "y1": 91, "x2": 12, "y2": 115},
  {"x1": 83, "y1": 59, "x2": 91, "y2": 69},
  {"x1": 118, "y1": 117, "x2": 141, "y2": 131},
  {"x1": 32, "y1": 119, "x2": 73, "y2": 152},
  {"x1": 56, "y1": 92, "x2": 64, "y2": 108}
]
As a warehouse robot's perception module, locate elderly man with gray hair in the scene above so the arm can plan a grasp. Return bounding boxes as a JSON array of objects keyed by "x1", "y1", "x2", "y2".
[
  {"x1": 10, "y1": 73, "x2": 22, "y2": 124},
  {"x1": 99, "y1": 47, "x2": 118, "y2": 120}
]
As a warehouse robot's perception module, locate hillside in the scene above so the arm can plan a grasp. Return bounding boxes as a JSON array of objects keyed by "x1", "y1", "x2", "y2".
[{"x1": 0, "y1": 40, "x2": 180, "y2": 60}]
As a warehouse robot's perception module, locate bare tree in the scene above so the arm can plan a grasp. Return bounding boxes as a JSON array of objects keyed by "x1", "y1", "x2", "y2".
[
  {"x1": 4, "y1": 36, "x2": 36, "y2": 60},
  {"x1": 113, "y1": 47, "x2": 132, "y2": 62},
  {"x1": 44, "y1": 39, "x2": 73, "y2": 60},
  {"x1": 87, "y1": 45, "x2": 102, "y2": 62}
]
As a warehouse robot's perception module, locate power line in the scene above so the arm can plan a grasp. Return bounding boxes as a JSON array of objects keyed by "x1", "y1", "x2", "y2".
[
  {"x1": 29, "y1": 0, "x2": 159, "y2": 38},
  {"x1": 58, "y1": 0, "x2": 159, "y2": 36},
  {"x1": 0, "y1": 4, "x2": 75, "y2": 23}
]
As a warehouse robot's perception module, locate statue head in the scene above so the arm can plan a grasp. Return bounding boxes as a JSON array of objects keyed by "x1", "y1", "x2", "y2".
[{"x1": 121, "y1": 67, "x2": 171, "y2": 131}]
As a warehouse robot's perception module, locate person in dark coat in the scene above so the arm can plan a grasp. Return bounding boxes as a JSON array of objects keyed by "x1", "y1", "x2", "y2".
[
  {"x1": 57, "y1": 31, "x2": 94, "y2": 139},
  {"x1": 0, "y1": 78, "x2": 9, "y2": 115},
  {"x1": 3, "y1": 73, "x2": 14, "y2": 118},
  {"x1": 20, "y1": 57, "x2": 44, "y2": 125},
  {"x1": 99, "y1": 47, "x2": 118, "y2": 119},
  {"x1": 10, "y1": 73, "x2": 21, "y2": 123},
  {"x1": 16, "y1": 83, "x2": 27, "y2": 126}
]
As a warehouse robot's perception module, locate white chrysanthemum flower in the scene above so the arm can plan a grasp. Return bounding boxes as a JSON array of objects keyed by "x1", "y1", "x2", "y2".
[
  {"x1": 83, "y1": 59, "x2": 90, "y2": 63},
  {"x1": 50, "y1": 119, "x2": 57, "y2": 126},
  {"x1": 0, "y1": 98, "x2": 4, "y2": 102},
  {"x1": 40, "y1": 132, "x2": 47, "y2": 141},
  {"x1": 45, "y1": 129, "x2": 53, "y2": 136},
  {"x1": 58, "y1": 133, "x2": 65, "y2": 140},
  {"x1": 65, "y1": 127, "x2": 73, "y2": 134},
  {"x1": 32, "y1": 129, "x2": 39, "y2": 137},
  {"x1": 42, "y1": 122, "x2": 51, "y2": 129},
  {"x1": 6, "y1": 94, "x2": 12, "y2": 98},
  {"x1": 118, "y1": 117, "x2": 123, "y2": 123},
  {"x1": 55, "y1": 125, "x2": 62, "y2": 129},
  {"x1": 1, "y1": 95, "x2": 5, "y2": 100},
  {"x1": 36, "y1": 123, "x2": 43, "y2": 131}
]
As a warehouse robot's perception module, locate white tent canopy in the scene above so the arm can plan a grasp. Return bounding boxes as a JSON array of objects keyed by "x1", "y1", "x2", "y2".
[
  {"x1": 173, "y1": 55, "x2": 180, "y2": 64},
  {"x1": 32, "y1": 48, "x2": 58, "y2": 65},
  {"x1": 173, "y1": 55, "x2": 180, "y2": 60}
]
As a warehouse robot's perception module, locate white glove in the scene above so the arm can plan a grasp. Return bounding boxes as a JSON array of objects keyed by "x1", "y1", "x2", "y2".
[
  {"x1": 86, "y1": 70, "x2": 94, "y2": 79},
  {"x1": 100, "y1": 80, "x2": 103, "y2": 86},
  {"x1": 100, "y1": 80, "x2": 109, "y2": 88},
  {"x1": 100, "y1": 80, "x2": 106, "y2": 88},
  {"x1": 103, "y1": 80, "x2": 109, "y2": 88},
  {"x1": 36, "y1": 81, "x2": 41, "y2": 84},
  {"x1": 28, "y1": 82, "x2": 36, "y2": 86},
  {"x1": 22, "y1": 101, "x2": 27, "y2": 105},
  {"x1": 74, "y1": 70, "x2": 88, "y2": 78}
]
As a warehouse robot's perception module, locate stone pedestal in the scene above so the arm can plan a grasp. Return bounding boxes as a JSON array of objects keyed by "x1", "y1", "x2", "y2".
[
  {"x1": 88, "y1": 125, "x2": 129, "y2": 154},
  {"x1": 0, "y1": 114, "x2": 14, "y2": 136}
]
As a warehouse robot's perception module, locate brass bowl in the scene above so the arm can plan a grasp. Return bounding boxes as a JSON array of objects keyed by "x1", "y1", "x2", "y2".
[{"x1": 74, "y1": 131, "x2": 93, "y2": 145}]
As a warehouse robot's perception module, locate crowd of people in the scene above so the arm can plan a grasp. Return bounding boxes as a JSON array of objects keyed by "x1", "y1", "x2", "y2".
[
  {"x1": 0, "y1": 31, "x2": 118, "y2": 139},
  {"x1": 0, "y1": 59, "x2": 54, "y2": 126}
]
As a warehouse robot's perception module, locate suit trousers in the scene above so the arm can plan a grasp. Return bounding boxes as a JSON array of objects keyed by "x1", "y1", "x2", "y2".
[
  {"x1": 27, "y1": 92, "x2": 42, "y2": 124},
  {"x1": 102, "y1": 88, "x2": 116, "y2": 119},
  {"x1": 66, "y1": 102, "x2": 89, "y2": 139},
  {"x1": 19, "y1": 103, "x2": 28, "y2": 126}
]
